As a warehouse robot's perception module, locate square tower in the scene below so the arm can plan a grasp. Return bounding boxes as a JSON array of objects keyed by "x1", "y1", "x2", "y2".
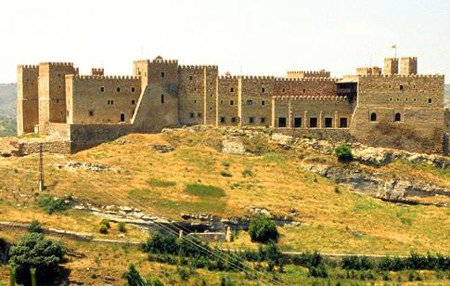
[
  {"x1": 400, "y1": 57, "x2": 417, "y2": 75},
  {"x1": 384, "y1": 58, "x2": 398, "y2": 75}
]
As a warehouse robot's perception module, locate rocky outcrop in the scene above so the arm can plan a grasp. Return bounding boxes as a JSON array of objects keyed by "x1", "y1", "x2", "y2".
[
  {"x1": 53, "y1": 161, "x2": 120, "y2": 173},
  {"x1": 303, "y1": 163, "x2": 450, "y2": 206}
]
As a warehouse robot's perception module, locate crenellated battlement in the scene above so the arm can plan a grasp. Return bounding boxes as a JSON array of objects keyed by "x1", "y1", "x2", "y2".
[
  {"x1": 359, "y1": 74, "x2": 444, "y2": 79},
  {"x1": 19, "y1": 64, "x2": 38, "y2": 69},
  {"x1": 287, "y1": 70, "x2": 331, "y2": 79},
  {"x1": 218, "y1": 75, "x2": 275, "y2": 80},
  {"x1": 70, "y1": 75, "x2": 140, "y2": 81},
  {"x1": 179, "y1": 64, "x2": 218, "y2": 70},
  {"x1": 275, "y1": 77, "x2": 338, "y2": 82},
  {"x1": 151, "y1": 58, "x2": 178, "y2": 64},
  {"x1": 274, "y1": 95, "x2": 348, "y2": 101},
  {"x1": 40, "y1": 62, "x2": 74, "y2": 67}
]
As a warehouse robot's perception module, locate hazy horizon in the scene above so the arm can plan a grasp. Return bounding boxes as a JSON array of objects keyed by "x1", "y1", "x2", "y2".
[{"x1": 0, "y1": 0, "x2": 449, "y2": 83}]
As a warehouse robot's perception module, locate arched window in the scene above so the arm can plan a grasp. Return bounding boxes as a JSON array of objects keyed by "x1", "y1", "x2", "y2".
[
  {"x1": 370, "y1": 113, "x2": 377, "y2": 122},
  {"x1": 394, "y1": 113, "x2": 401, "y2": 122}
]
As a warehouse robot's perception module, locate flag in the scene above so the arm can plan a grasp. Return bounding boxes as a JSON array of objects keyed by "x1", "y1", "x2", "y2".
[{"x1": 391, "y1": 44, "x2": 397, "y2": 49}]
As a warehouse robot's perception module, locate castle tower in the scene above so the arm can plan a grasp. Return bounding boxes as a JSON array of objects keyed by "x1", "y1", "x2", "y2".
[
  {"x1": 38, "y1": 62, "x2": 78, "y2": 134},
  {"x1": 91, "y1": 68, "x2": 104, "y2": 76},
  {"x1": 383, "y1": 58, "x2": 398, "y2": 76},
  {"x1": 400, "y1": 57, "x2": 417, "y2": 75},
  {"x1": 17, "y1": 65, "x2": 39, "y2": 135}
]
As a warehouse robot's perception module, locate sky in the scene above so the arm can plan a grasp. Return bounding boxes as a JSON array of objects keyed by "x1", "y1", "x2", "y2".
[{"x1": 0, "y1": 0, "x2": 448, "y2": 83}]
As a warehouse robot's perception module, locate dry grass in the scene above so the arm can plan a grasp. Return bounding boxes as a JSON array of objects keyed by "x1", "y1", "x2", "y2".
[{"x1": 0, "y1": 128, "x2": 448, "y2": 258}]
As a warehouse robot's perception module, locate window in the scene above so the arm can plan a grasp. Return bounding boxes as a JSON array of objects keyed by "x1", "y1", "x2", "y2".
[
  {"x1": 230, "y1": 100, "x2": 234, "y2": 105},
  {"x1": 131, "y1": 100, "x2": 135, "y2": 105},
  {"x1": 189, "y1": 76, "x2": 193, "y2": 80},
  {"x1": 161, "y1": 94, "x2": 164, "y2": 104},
  {"x1": 261, "y1": 100, "x2": 265, "y2": 106},
  {"x1": 194, "y1": 100, "x2": 197, "y2": 104},
  {"x1": 249, "y1": 117, "x2": 254, "y2": 124},
  {"x1": 278, "y1": 117, "x2": 287, "y2": 127},
  {"x1": 161, "y1": 72, "x2": 165, "y2": 78},
  {"x1": 394, "y1": 113, "x2": 401, "y2": 122},
  {"x1": 117, "y1": 87, "x2": 121, "y2": 92},
  {"x1": 231, "y1": 117, "x2": 237, "y2": 123},
  {"x1": 389, "y1": 98, "x2": 393, "y2": 102},
  {"x1": 120, "y1": 113, "x2": 125, "y2": 122},
  {"x1": 302, "y1": 89, "x2": 306, "y2": 93},
  {"x1": 282, "y1": 88, "x2": 285, "y2": 93},
  {"x1": 339, "y1": 118, "x2": 348, "y2": 128},
  {"x1": 230, "y1": 87, "x2": 234, "y2": 92},
  {"x1": 107, "y1": 100, "x2": 114, "y2": 105},
  {"x1": 246, "y1": 99, "x2": 253, "y2": 106},
  {"x1": 370, "y1": 112, "x2": 377, "y2": 122},
  {"x1": 197, "y1": 112, "x2": 202, "y2": 118},
  {"x1": 89, "y1": 110, "x2": 94, "y2": 116},
  {"x1": 220, "y1": 117, "x2": 225, "y2": 123},
  {"x1": 309, "y1": 117, "x2": 318, "y2": 128},
  {"x1": 220, "y1": 100, "x2": 223, "y2": 104},
  {"x1": 189, "y1": 112, "x2": 195, "y2": 118},
  {"x1": 260, "y1": 117, "x2": 266, "y2": 124},
  {"x1": 261, "y1": 87, "x2": 265, "y2": 93},
  {"x1": 428, "y1": 98, "x2": 432, "y2": 104},
  {"x1": 399, "y1": 85, "x2": 403, "y2": 91},
  {"x1": 294, "y1": 117, "x2": 302, "y2": 128},
  {"x1": 131, "y1": 87, "x2": 135, "y2": 92},
  {"x1": 324, "y1": 117, "x2": 333, "y2": 128},
  {"x1": 396, "y1": 98, "x2": 400, "y2": 102}
]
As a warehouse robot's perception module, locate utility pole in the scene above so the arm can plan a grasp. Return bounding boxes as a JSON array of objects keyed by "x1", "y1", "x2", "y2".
[{"x1": 38, "y1": 143, "x2": 44, "y2": 191}]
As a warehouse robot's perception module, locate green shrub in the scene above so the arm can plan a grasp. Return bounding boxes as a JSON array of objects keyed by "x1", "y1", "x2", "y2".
[
  {"x1": 292, "y1": 251, "x2": 323, "y2": 268},
  {"x1": 142, "y1": 232, "x2": 178, "y2": 255},
  {"x1": 342, "y1": 255, "x2": 373, "y2": 270},
  {"x1": 248, "y1": 217, "x2": 279, "y2": 243},
  {"x1": 177, "y1": 266, "x2": 191, "y2": 281},
  {"x1": 100, "y1": 219, "x2": 111, "y2": 228},
  {"x1": 334, "y1": 143, "x2": 353, "y2": 162},
  {"x1": 308, "y1": 263, "x2": 328, "y2": 278},
  {"x1": 118, "y1": 222, "x2": 127, "y2": 233},
  {"x1": 222, "y1": 161, "x2": 231, "y2": 168},
  {"x1": 220, "y1": 170, "x2": 232, "y2": 177},
  {"x1": 8, "y1": 233, "x2": 65, "y2": 285},
  {"x1": 122, "y1": 264, "x2": 147, "y2": 286},
  {"x1": 99, "y1": 224, "x2": 108, "y2": 234},
  {"x1": 27, "y1": 219, "x2": 43, "y2": 233},
  {"x1": 220, "y1": 275, "x2": 235, "y2": 286},
  {"x1": 185, "y1": 183, "x2": 225, "y2": 198},
  {"x1": 242, "y1": 169, "x2": 254, "y2": 177},
  {"x1": 37, "y1": 196, "x2": 71, "y2": 214}
]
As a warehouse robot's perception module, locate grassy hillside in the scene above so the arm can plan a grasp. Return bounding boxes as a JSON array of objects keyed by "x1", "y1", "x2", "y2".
[{"x1": 0, "y1": 128, "x2": 449, "y2": 284}]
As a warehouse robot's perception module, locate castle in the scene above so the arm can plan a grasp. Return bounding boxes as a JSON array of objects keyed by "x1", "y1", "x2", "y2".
[{"x1": 17, "y1": 56, "x2": 448, "y2": 154}]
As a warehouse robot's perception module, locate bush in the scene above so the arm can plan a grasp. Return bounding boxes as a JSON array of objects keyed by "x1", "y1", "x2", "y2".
[
  {"x1": 220, "y1": 275, "x2": 235, "y2": 286},
  {"x1": 293, "y1": 251, "x2": 323, "y2": 268},
  {"x1": 100, "y1": 219, "x2": 111, "y2": 228},
  {"x1": 142, "y1": 232, "x2": 178, "y2": 255},
  {"x1": 8, "y1": 233, "x2": 65, "y2": 285},
  {"x1": 27, "y1": 219, "x2": 43, "y2": 233},
  {"x1": 220, "y1": 170, "x2": 232, "y2": 177},
  {"x1": 342, "y1": 255, "x2": 372, "y2": 270},
  {"x1": 99, "y1": 224, "x2": 108, "y2": 234},
  {"x1": 334, "y1": 143, "x2": 353, "y2": 162},
  {"x1": 122, "y1": 264, "x2": 148, "y2": 286},
  {"x1": 308, "y1": 263, "x2": 328, "y2": 278},
  {"x1": 242, "y1": 169, "x2": 254, "y2": 177},
  {"x1": 37, "y1": 196, "x2": 71, "y2": 214},
  {"x1": 248, "y1": 217, "x2": 279, "y2": 243},
  {"x1": 118, "y1": 222, "x2": 127, "y2": 233}
]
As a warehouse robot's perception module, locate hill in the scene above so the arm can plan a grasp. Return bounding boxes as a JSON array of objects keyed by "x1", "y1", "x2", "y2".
[
  {"x1": 0, "y1": 83, "x2": 16, "y2": 137},
  {"x1": 0, "y1": 127, "x2": 449, "y2": 283}
]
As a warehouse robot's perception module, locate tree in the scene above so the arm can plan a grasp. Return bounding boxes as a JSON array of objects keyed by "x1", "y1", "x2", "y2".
[
  {"x1": 334, "y1": 143, "x2": 353, "y2": 162},
  {"x1": 8, "y1": 233, "x2": 65, "y2": 285},
  {"x1": 248, "y1": 217, "x2": 279, "y2": 243},
  {"x1": 27, "y1": 220, "x2": 43, "y2": 233},
  {"x1": 122, "y1": 264, "x2": 148, "y2": 286}
]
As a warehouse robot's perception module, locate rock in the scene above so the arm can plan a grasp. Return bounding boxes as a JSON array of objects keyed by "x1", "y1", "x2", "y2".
[
  {"x1": 247, "y1": 206, "x2": 272, "y2": 218},
  {"x1": 118, "y1": 206, "x2": 133, "y2": 213},
  {"x1": 222, "y1": 137, "x2": 246, "y2": 154},
  {"x1": 181, "y1": 213, "x2": 191, "y2": 220},
  {"x1": 270, "y1": 133, "x2": 294, "y2": 147},
  {"x1": 153, "y1": 144, "x2": 175, "y2": 153}
]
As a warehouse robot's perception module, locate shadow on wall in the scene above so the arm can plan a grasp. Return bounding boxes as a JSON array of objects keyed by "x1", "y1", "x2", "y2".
[{"x1": 362, "y1": 121, "x2": 444, "y2": 154}]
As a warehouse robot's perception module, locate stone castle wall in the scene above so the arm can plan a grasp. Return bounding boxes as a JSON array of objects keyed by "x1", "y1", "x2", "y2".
[
  {"x1": 65, "y1": 75, "x2": 141, "y2": 124},
  {"x1": 16, "y1": 56, "x2": 447, "y2": 154}
]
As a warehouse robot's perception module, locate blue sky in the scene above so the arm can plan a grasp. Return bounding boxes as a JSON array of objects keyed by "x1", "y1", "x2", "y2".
[{"x1": 0, "y1": 0, "x2": 448, "y2": 83}]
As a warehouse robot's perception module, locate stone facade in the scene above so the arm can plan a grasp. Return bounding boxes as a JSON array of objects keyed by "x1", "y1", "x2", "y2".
[{"x1": 16, "y1": 56, "x2": 447, "y2": 154}]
